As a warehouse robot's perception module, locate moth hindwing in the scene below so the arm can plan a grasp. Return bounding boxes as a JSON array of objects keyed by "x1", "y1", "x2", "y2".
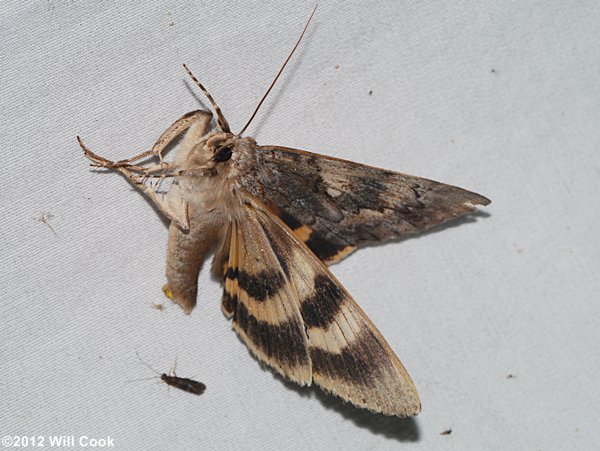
[{"x1": 80, "y1": 8, "x2": 489, "y2": 417}]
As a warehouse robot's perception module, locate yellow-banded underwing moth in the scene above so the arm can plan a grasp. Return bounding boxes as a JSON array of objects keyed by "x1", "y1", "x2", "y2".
[
  {"x1": 80, "y1": 7, "x2": 489, "y2": 417},
  {"x1": 136, "y1": 353, "x2": 206, "y2": 396}
]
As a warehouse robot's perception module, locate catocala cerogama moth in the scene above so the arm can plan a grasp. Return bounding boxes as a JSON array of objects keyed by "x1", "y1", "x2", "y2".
[{"x1": 79, "y1": 7, "x2": 489, "y2": 417}]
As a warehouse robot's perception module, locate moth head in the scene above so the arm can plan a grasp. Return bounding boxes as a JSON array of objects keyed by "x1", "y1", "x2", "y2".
[
  {"x1": 206, "y1": 133, "x2": 235, "y2": 164},
  {"x1": 187, "y1": 132, "x2": 255, "y2": 175}
]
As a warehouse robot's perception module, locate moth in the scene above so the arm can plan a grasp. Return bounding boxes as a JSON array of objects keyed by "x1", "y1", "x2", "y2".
[
  {"x1": 79, "y1": 8, "x2": 489, "y2": 417},
  {"x1": 135, "y1": 353, "x2": 206, "y2": 396}
]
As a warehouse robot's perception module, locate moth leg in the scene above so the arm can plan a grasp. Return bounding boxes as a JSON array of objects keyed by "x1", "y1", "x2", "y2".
[
  {"x1": 113, "y1": 165, "x2": 190, "y2": 232},
  {"x1": 118, "y1": 110, "x2": 214, "y2": 165},
  {"x1": 169, "y1": 356, "x2": 178, "y2": 376},
  {"x1": 80, "y1": 142, "x2": 175, "y2": 175},
  {"x1": 79, "y1": 109, "x2": 212, "y2": 170}
]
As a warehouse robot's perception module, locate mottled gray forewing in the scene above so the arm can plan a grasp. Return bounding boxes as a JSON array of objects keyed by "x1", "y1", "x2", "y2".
[{"x1": 240, "y1": 146, "x2": 490, "y2": 264}]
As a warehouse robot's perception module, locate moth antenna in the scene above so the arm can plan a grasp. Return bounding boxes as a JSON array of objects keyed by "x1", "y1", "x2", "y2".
[
  {"x1": 125, "y1": 376, "x2": 159, "y2": 383},
  {"x1": 238, "y1": 4, "x2": 318, "y2": 137},
  {"x1": 171, "y1": 356, "x2": 178, "y2": 375},
  {"x1": 135, "y1": 351, "x2": 161, "y2": 376},
  {"x1": 183, "y1": 63, "x2": 232, "y2": 134}
]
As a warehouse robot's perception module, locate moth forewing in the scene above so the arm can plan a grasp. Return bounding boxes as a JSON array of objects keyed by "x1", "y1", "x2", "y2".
[
  {"x1": 246, "y1": 145, "x2": 490, "y2": 265},
  {"x1": 160, "y1": 374, "x2": 206, "y2": 396},
  {"x1": 135, "y1": 353, "x2": 206, "y2": 396}
]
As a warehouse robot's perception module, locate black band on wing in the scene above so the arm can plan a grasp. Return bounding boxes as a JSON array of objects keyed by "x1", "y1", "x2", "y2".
[
  {"x1": 226, "y1": 267, "x2": 286, "y2": 302},
  {"x1": 301, "y1": 274, "x2": 346, "y2": 329},
  {"x1": 235, "y1": 302, "x2": 310, "y2": 368},
  {"x1": 309, "y1": 329, "x2": 391, "y2": 386}
]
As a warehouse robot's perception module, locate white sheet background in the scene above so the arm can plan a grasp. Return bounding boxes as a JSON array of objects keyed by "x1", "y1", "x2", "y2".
[{"x1": 2, "y1": 1, "x2": 599, "y2": 450}]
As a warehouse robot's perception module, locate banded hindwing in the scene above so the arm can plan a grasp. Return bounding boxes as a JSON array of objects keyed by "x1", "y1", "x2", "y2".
[
  {"x1": 244, "y1": 145, "x2": 490, "y2": 265},
  {"x1": 222, "y1": 195, "x2": 421, "y2": 417},
  {"x1": 221, "y1": 205, "x2": 312, "y2": 385},
  {"x1": 213, "y1": 221, "x2": 233, "y2": 317}
]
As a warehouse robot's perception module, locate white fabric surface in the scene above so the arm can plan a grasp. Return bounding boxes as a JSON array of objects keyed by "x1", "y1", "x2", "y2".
[{"x1": 2, "y1": 1, "x2": 599, "y2": 449}]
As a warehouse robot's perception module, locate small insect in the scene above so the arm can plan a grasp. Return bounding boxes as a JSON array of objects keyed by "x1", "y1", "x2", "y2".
[
  {"x1": 440, "y1": 429, "x2": 453, "y2": 436},
  {"x1": 135, "y1": 352, "x2": 206, "y2": 396},
  {"x1": 80, "y1": 7, "x2": 489, "y2": 417},
  {"x1": 35, "y1": 211, "x2": 56, "y2": 235},
  {"x1": 152, "y1": 302, "x2": 166, "y2": 311}
]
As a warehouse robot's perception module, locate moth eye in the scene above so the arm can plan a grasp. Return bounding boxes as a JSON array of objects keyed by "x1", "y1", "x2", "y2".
[{"x1": 213, "y1": 144, "x2": 233, "y2": 163}]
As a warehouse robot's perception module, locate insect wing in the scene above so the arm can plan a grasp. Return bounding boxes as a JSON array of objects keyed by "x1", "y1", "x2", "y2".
[
  {"x1": 222, "y1": 195, "x2": 420, "y2": 417},
  {"x1": 241, "y1": 145, "x2": 489, "y2": 264}
]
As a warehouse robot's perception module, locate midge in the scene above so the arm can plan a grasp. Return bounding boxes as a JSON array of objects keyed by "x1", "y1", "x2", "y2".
[{"x1": 79, "y1": 6, "x2": 489, "y2": 417}]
